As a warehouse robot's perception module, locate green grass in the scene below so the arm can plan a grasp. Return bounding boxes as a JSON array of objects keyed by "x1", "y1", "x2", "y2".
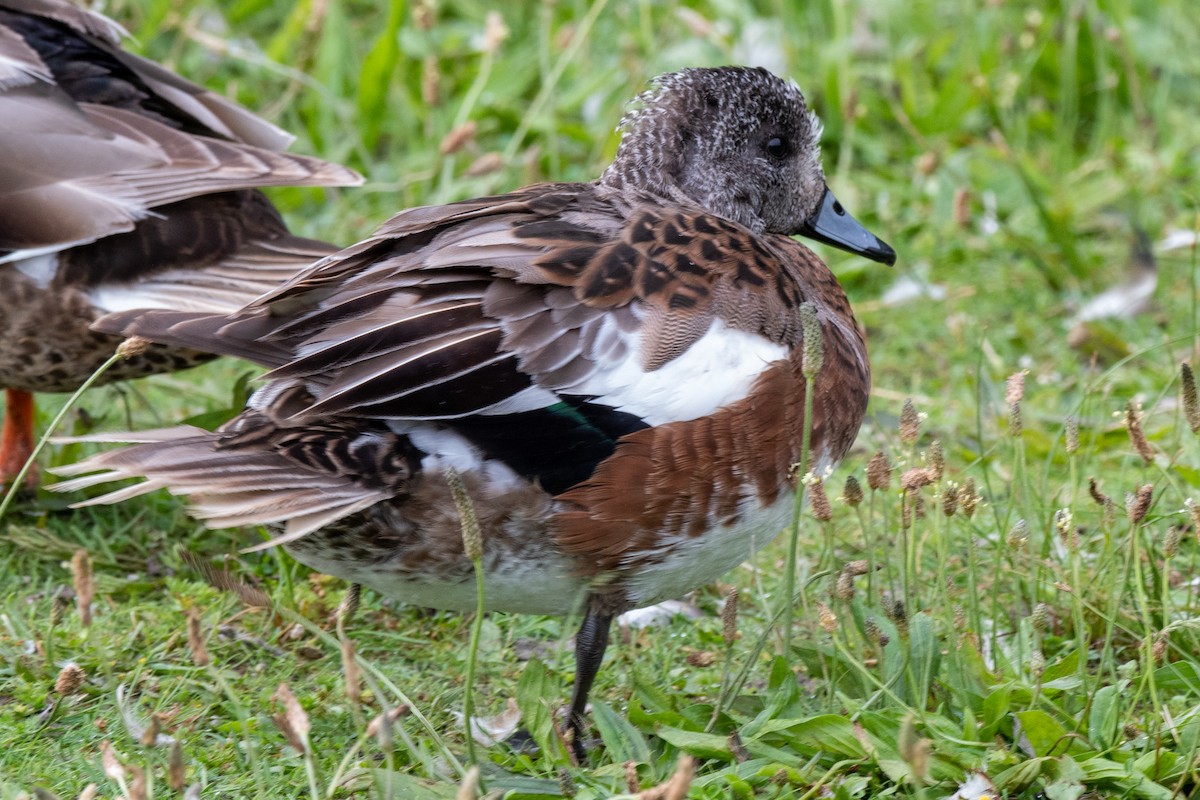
[{"x1": 4, "y1": 0, "x2": 1200, "y2": 797}]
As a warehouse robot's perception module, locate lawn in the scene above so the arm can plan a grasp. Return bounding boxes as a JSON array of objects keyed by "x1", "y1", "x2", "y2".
[{"x1": 3, "y1": 0, "x2": 1200, "y2": 797}]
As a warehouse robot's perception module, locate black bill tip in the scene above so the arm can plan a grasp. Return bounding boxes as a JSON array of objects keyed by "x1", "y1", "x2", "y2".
[{"x1": 796, "y1": 186, "x2": 896, "y2": 266}]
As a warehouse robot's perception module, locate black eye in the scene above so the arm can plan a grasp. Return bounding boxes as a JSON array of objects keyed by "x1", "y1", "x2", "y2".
[{"x1": 764, "y1": 136, "x2": 790, "y2": 159}]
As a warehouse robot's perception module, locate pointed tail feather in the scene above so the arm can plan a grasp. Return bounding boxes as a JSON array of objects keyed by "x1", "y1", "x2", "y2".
[{"x1": 48, "y1": 426, "x2": 389, "y2": 545}]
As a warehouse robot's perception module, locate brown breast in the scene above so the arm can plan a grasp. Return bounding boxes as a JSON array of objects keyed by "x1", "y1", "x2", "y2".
[{"x1": 550, "y1": 250, "x2": 869, "y2": 576}]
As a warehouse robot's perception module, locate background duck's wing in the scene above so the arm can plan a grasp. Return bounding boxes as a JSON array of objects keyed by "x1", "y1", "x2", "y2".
[{"x1": 0, "y1": 0, "x2": 361, "y2": 257}]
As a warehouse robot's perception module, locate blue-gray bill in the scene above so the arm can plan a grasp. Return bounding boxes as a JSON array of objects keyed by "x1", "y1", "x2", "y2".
[{"x1": 796, "y1": 185, "x2": 896, "y2": 266}]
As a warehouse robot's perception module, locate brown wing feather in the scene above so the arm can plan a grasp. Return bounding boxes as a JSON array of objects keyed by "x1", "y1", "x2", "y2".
[{"x1": 100, "y1": 186, "x2": 820, "y2": 431}]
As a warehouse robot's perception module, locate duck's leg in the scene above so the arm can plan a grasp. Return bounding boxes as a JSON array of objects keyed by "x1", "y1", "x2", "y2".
[
  {"x1": 1, "y1": 389, "x2": 37, "y2": 488},
  {"x1": 566, "y1": 603, "x2": 613, "y2": 761}
]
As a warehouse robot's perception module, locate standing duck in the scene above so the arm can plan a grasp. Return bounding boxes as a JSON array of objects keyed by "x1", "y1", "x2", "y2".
[
  {"x1": 53, "y1": 66, "x2": 894, "y2": 755},
  {"x1": 0, "y1": 0, "x2": 361, "y2": 485}
]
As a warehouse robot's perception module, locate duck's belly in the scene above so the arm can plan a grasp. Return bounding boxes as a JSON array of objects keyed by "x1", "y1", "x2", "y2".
[
  {"x1": 283, "y1": 485, "x2": 796, "y2": 617},
  {"x1": 288, "y1": 543, "x2": 590, "y2": 616},
  {"x1": 282, "y1": 476, "x2": 591, "y2": 616}
]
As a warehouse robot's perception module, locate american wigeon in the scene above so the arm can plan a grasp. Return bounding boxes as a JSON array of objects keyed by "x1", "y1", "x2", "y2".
[{"x1": 54, "y1": 65, "x2": 894, "y2": 757}]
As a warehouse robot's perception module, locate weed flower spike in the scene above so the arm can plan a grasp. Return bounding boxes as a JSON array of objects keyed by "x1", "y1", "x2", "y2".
[
  {"x1": 1124, "y1": 402, "x2": 1154, "y2": 464},
  {"x1": 942, "y1": 482, "x2": 959, "y2": 517},
  {"x1": 1006, "y1": 519, "x2": 1029, "y2": 550},
  {"x1": 1181, "y1": 363, "x2": 1200, "y2": 433},
  {"x1": 867, "y1": 451, "x2": 894, "y2": 491},
  {"x1": 1126, "y1": 484, "x2": 1154, "y2": 524},
  {"x1": 960, "y1": 478, "x2": 980, "y2": 518},
  {"x1": 927, "y1": 440, "x2": 945, "y2": 480},
  {"x1": 805, "y1": 472, "x2": 833, "y2": 521},
  {"x1": 842, "y1": 475, "x2": 864, "y2": 507},
  {"x1": 55, "y1": 663, "x2": 85, "y2": 696},
  {"x1": 899, "y1": 399, "x2": 921, "y2": 444},
  {"x1": 799, "y1": 302, "x2": 824, "y2": 379}
]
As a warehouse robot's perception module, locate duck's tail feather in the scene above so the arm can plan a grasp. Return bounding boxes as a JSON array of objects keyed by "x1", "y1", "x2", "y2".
[{"x1": 48, "y1": 426, "x2": 390, "y2": 549}]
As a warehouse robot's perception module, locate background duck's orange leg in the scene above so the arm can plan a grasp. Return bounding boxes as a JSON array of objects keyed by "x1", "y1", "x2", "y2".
[{"x1": 1, "y1": 388, "x2": 38, "y2": 487}]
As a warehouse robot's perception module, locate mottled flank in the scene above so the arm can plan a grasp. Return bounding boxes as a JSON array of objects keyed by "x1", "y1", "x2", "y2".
[
  {"x1": 0, "y1": 0, "x2": 359, "y2": 478},
  {"x1": 54, "y1": 66, "x2": 893, "y2": 751}
]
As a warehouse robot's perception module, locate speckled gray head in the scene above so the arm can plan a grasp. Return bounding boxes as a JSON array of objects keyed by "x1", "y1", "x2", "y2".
[{"x1": 601, "y1": 66, "x2": 896, "y2": 265}]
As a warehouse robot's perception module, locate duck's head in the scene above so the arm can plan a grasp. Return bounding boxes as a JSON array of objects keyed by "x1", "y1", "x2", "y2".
[{"x1": 601, "y1": 66, "x2": 896, "y2": 266}]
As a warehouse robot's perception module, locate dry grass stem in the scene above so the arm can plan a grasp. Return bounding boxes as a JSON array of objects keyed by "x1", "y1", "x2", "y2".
[
  {"x1": 341, "y1": 635, "x2": 362, "y2": 704},
  {"x1": 624, "y1": 760, "x2": 640, "y2": 793},
  {"x1": 179, "y1": 550, "x2": 271, "y2": 608},
  {"x1": 271, "y1": 682, "x2": 312, "y2": 754},
  {"x1": 168, "y1": 741, "x2": 186, "y2": 792},
  {"x1": 455, "y1": 765, "x2": 480, "y2": 800},
  {"x1": 634, "y1": 754, "x2": 696, "y2": 800},
  {"x1": 440, "y1": 121, "x2": 477, "y2": 155},
  {"x1": 70, "y1": 549, "x2": 93, "y2": 627},
  {"x1": 186, "y1": 609, "x2": 209, "y2": 667}
]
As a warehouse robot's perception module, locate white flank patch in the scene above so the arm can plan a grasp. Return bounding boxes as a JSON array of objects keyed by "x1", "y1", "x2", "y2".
[
  {"x1": 12, "y1": 253, "x2": 59, "y2": 288},
  {"x1": 625, "y1": 491, "x2": 796, "y2": 608},
  {"x1": 573, "y1": 319, "x2": 787, "y2": 426},
  {"x1": 388, "y1": 422, "x2": 527, "y2": 493}
]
